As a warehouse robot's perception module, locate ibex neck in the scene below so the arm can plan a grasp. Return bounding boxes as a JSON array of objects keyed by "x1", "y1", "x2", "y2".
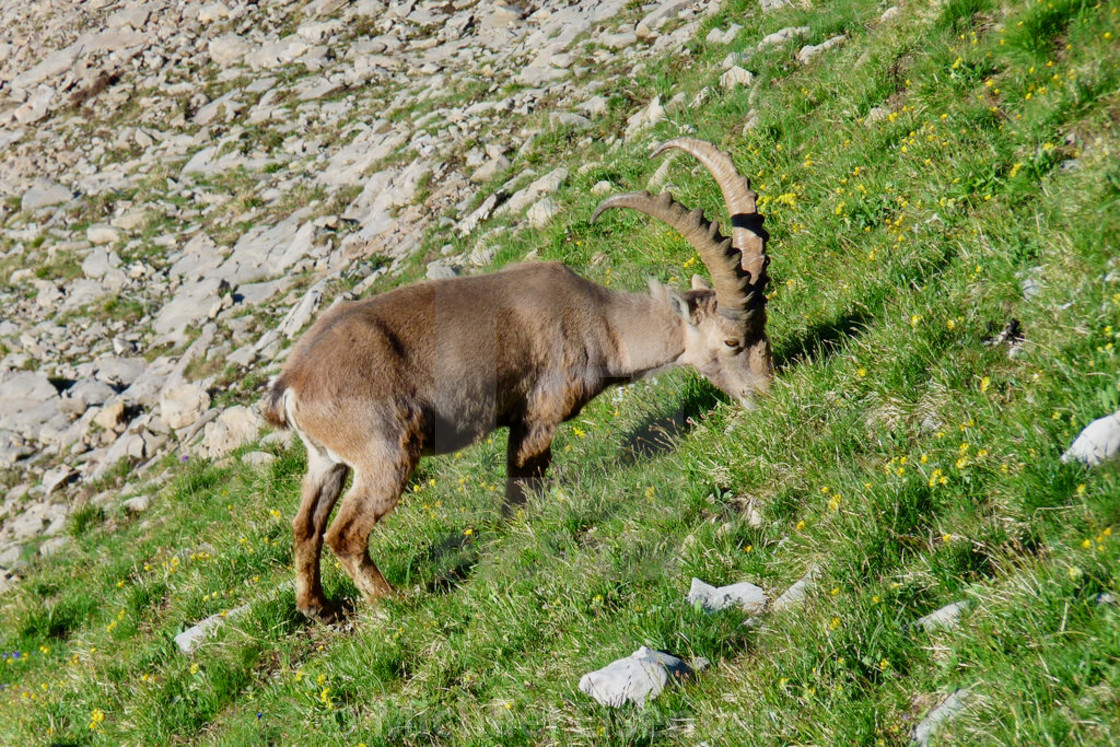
[{"x1": 604, "y1": 288, "x2": 684, "y2": 378}]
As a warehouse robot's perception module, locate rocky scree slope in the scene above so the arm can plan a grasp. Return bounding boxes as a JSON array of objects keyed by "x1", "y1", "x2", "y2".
[{"x1": 0, "y1": 0, "x2": 750, "y2": 592}]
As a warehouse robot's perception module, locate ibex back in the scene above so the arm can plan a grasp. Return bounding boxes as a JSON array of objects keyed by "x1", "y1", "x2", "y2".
[{"x1": 262, "y1": 139, "x2": 773, "y2": 621}]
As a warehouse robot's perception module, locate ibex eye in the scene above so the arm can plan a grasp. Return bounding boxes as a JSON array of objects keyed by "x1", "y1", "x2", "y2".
[{"x1": 724, "y1": 339, "x2": 740, "y2": 349}]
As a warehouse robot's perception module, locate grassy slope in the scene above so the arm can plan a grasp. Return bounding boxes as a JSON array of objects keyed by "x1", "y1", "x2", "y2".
[{"x1": 3, "y1": 0, "x2": 1119, "y2": 743}]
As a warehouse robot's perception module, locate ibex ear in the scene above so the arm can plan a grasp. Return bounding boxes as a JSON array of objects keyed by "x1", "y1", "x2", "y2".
[
  {"x1": 691, "y1": 274, "x2": 711, "y2": 291},
  {"x1": 666, "y1": 288, "x2": 694, "y2": 326}
]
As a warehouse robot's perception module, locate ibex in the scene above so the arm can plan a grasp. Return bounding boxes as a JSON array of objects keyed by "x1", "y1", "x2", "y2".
[{"x1": 262, "y1": 138, "x2": 773, "y2": 621}]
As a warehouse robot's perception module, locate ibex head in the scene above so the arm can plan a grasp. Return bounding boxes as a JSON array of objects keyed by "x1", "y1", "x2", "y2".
[{"x1": 593, "y1": 138, "x2": 773, "y2": 406}]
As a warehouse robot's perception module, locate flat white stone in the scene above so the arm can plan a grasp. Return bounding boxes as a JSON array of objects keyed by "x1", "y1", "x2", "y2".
[
  {"x1": 174, "y1": 604, "x2": 250, "y2": 654},
  {"x1": 913, "y1": 689, "x2": 970, "y2": 745},
  {"x1": 687, "y1": 577, "x2": 768, "y2": 614},
  {"x1": 914, "y1": 600, "x2": 970, "y2": 632},
  {"x1": 579, "y1": 646, "x2": 692, "y2": 707},
  {"x1": 1061, "y1": 410, "x2": 1120, "y2": 467}
]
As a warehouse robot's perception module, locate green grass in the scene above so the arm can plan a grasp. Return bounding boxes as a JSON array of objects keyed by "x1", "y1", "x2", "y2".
[{"x1": 2, "y1": 0, "x2": 1119, "y2": 744}]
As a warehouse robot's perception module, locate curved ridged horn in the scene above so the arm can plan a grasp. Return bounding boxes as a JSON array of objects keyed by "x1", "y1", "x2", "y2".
[
  {"x1": 592, "y1": 190, "x2": 753, "y2": 320},
  {"x1": 653, "y1": 138, "x2": 768, "y2": 300}
]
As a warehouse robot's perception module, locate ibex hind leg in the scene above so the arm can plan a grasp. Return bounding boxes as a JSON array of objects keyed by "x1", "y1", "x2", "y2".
[
  {"x1": 292, "y1": 444, "x2": 349, "y2": 622},
  {"x1": 324, "y1": 442, "x2": 419, "y2": 604}
]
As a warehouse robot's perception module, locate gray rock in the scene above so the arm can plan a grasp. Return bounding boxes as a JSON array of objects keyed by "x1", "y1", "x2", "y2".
[
  {"x1": 0, "y1": 544, "x2": 25, "y2": 570},
  {"x1": 550, "y1": 112, "x2": 592, "y2": 130},
  {"x1": 637, "y1": 0, "x2": 705, "y2": 37},
  {"x1": 912, "y1": 689, "x2": 971, "y2": 745},
  {"x1": 242, "y1": 451, "x2": 276, "y2": 468},
  {"x1": 86, "y1": 224, "x2": 121, "y2": 245},
  {"x1": 1061, "y1": 410, "x2": 1120, "y2": 467},
  {"x1": 152, "y1": 277, "x2": 230, "y2": 343},
  {"x1": 197, "y1": 406, "x2": 263, "y2": 459},
  {"x1": 579, "y1": 95, "x2": 609, "y2": 119},
  {"x1": 458, "y1": 193, "x2": 501, "y2": 237},
  {"x1": 592, "y1": 180, "x2": 615, "y2": 196},
  {"x1": 720, "y1": 66, "x2": 755, "y2": 91},
  {"x1": 68, "y1": 378, "x2": 117, "y2": 409},
  {"x1": 121, "y1": 494, "x2": 151, "y2": 514},
  {"x1": 0, "y1": 569, "x2": 19, "y2": 593},
  {"x1": 526, "y1": 196, "x2": 559, "y2": 229},
  {"x1": 760, "y1": 0, "x2": 788, "y2": 11},
  {"x1": 160, "y1": 383, "x2": 211, "y2": 430},
  {"x1": 20, "y1": 179, "x2": 74, "y2": 210},
  {"x1": 471, "y1": 155, "x2": 511, "y2": 184},
  {"x1": 174, "y1": 603, "x2": 251, "y2": 654},
  {"x1": 497, "y1": 167, "x2": 569, "y2": 216},
  {"x1": 758, "y1": 26, "x2": 810, "y2": 50},
  {"x1": 0, "y1": 430, "x2": 34, "y2": 465},
  {"x1": 278, "y1": 282, "x2": 324, "y2": 339},
  {"x1": 687, "y1": 577, "x2": 768, "y2": 614},
  {"x1": 41, "y1": 467, "x2": 78, "y2": 495},
  {"x1": 11, "y1": 44, "x2": 82, "y2": 89},
  {"x1": 579, "y1": 646, "x2": 693, "y2": 707},
  {"x1": 426, "y1": 261, "x2": 459, "y2": 280},
  {"x1": 260, "y1": 430, "x2": 294, "y2": 450},
  {"x1": 624, "y1": 96, "x2": 665, "y2": 141},
  {"x1": 7, "y1": 503, "x2": 54, "y2": 542},
  {"x1": 81, "y1": 247, "x2": 122, "y2": 279},
  {"x1": 198, "y1": 2, "x2": 231, "y2": 24},
  {"x1": 94, "y1": 357, "x2": 148, "y2": 389},
  {"x1": 771, "y1": 563, "x2": 819, "y2": 612},
  {"x1": 880, "y1": 6, "x2": 901, "y2": 22},
  {"x1": 600, "y1": 30, "x2": 638, "y2": 50},
  {"x1": 1, "y1": 371, "x2": 58, "y2": 407},
  {"x1": 798, "y1": 35, "x2": 846, "y2": 65},
  {"x1": 914, "y1": 600, "x2": 970, "y2": 632},
  {"x1": 706, "y1": 24, "x2": 742, "y2": 45},
  {"x1": 39, "y1": 535, "x2": 73, "y2": 558}
]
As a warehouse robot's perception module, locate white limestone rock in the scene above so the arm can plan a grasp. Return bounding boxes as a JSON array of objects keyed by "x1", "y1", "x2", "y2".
[
  {"x1": 208, "y1": 34, "x2": 250, "y2": 66},
  {"x1": 1061, "y1": 410, "x2": 1120, "y2": 467},
  {"x1": 160, "y1": 384, "x2": 212, "y2": 430},
  {"x1": 913, "y1": 689, "x2": 971, "y2": 745},
  {"x1": 497, "y1": 167, "x2": 569, "y2": 217},
  {"x1": 242, "y1": 451, "x2": 276, "y2": 468},
  {"x1": 706, "y1": 24, "x2": 742, "y2": 45},
  {"x1": 526, "y1": 196, "x2": 559, "y2": 229},
  {"x1": 86, "y1": 224, "x2": 121, "y2": 245},
  {"x1": 21, "y1": 179, "x2": 74, "y2": 210},
  {"x1": 579, "y1": 646, "x2": 693, "y2": 707},
  {"x1": 798, "y1": 35, "x2": 846, "y2": 66},
  {"x1": 771, "y1": 563, "x2": 820, "y2": 612},
  {"x1": 197, "y1": 406, "x2": 263, "y2": 459},
  {"x1": 914, "y1": 601, "x2": 970, "y2": 632},
  {"x1": 758, "y1": 26, "x2": 810, "y2": 50},
  {"x1": 720, "y1": 66, "x2": 755, "y2": 91},
  {"x1": 121, "y1": 494, "x2": 152, "y2": 514},
  {"x1": 278, "y1": 281, "x2": 324, "y2": 338},
  {"x1": 174, "y1": 604, "x2": 250, "y2": 654},
  {"x1": 624, "y1": 96, "x2": 666, "y2": 141},
  {"x1": 687, "y1": 577, "x2": 768, "y2": 614}
]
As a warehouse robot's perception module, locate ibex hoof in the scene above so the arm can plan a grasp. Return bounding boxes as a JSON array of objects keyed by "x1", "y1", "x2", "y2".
[{"x1": 299, "y1": 600, "x2": 346, "y2": 625}]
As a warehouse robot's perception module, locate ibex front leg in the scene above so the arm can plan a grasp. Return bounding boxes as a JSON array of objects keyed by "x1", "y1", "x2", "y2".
[
  {"x1": 324, "y1": 441, "x2": 419, "y2": 604},
  {"x1": 504, "y1": 420, "x2": 554, "y2": 515}
]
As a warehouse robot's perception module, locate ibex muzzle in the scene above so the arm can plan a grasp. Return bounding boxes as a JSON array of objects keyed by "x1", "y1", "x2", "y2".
[{"x1": 261, "y1": 139, "x2": 772, "y2": 621}]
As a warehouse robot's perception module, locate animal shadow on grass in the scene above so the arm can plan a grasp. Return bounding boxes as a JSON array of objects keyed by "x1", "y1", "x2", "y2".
[
  {"x1": 617, "y1": 385, "x2": 722, "y2": 466},
  {"x1": 418, "y1": 532, "x2": 479, "y2": 595},
  {"x1": 774, "y1": 308, "x2": 872, "y2": 370}
]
